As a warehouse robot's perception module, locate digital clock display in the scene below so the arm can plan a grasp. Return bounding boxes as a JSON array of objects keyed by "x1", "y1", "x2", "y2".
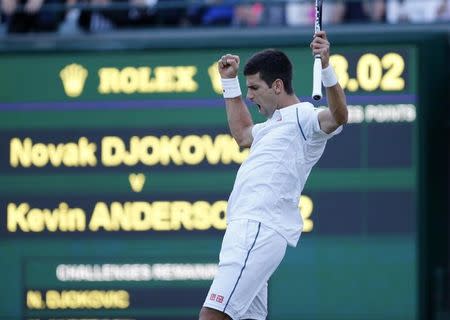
[{"x1": 331, "y1": 51, "x2": 408, "y2": 92}]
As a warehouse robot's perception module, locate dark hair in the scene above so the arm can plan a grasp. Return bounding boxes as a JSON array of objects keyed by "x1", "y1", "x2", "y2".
[{"x1": 243, "y1": 49, "x2": 294, "y2": 95}]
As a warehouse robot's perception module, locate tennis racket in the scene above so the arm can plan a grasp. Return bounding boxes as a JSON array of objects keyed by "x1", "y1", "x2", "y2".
[{"x1": 311, "y1": 0, "x2": 323, "y2": 100}]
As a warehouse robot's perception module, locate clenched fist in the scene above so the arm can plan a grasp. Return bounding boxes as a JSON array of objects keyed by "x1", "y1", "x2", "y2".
[{"x1": 218, "y1": 54, "x2": 240, "y2": 79}]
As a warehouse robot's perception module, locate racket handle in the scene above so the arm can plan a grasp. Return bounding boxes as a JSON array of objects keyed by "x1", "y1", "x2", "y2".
[{"x1": 312, "y1": 55, "x2": 322, "y2": 100}]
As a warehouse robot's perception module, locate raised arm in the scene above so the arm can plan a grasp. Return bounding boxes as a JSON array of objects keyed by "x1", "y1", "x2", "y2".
[
  {"x1": 218, "y1": 54, "x2": 254, "y2": 148},
  {"x1": 311, "y1": 31, "x2": 348, "y2": 134}
]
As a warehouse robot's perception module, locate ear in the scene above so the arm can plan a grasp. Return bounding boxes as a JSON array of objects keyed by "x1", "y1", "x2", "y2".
[{"x1": 272, "y1": 79, "x2": 283, "y2": 94}]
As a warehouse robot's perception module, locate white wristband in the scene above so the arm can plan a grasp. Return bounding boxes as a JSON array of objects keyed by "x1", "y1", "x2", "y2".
[
  {"x1": 322, "y1": 65, "x2": 338, "y2": 87},
  {"x1": 221, "y1": 77, "x2": 242, "y2": 98}
]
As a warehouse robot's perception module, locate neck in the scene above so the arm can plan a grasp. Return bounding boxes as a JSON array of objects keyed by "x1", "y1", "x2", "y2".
[{"x1": 277, "y1": 94, "x2": 301, "y2": 110}]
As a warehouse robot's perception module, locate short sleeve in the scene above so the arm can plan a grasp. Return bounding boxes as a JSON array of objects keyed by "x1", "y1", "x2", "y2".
[
  {"x1": 297, "y1": 103, "x2": 342, "y2": 145},
  {"x1": 309, "y1": 108, "x2": 343, "y2": 143},
  {"x1": 251, "y1": 122, "x2": 264, "y2": 140}
]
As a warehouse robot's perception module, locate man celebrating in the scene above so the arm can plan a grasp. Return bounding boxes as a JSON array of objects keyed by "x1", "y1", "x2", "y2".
[{"x1": 200, "y1": 30, "x2": 347, "y2": 320}]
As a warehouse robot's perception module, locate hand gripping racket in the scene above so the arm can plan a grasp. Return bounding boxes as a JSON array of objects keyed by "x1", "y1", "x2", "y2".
[{"x1": 311, "y1": 0, "x2": 323, "y2": 100}]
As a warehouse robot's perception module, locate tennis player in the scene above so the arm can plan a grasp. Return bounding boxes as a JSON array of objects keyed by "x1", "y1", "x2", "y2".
[{"x1": 199, "y1": 30, "x2": 347, "y2": 320}]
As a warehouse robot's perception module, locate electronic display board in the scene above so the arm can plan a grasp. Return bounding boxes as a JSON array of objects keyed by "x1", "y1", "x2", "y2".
[{"x1": 0, "y1": 39, "x2": 418, "y2": 320}]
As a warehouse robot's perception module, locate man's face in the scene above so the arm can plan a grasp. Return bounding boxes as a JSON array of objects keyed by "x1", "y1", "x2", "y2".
[{"x1": 245, "y1": 73, "x2": 277, "y2": 118}]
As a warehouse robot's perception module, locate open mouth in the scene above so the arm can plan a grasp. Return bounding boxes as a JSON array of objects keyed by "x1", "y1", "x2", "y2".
[{"x1": 256, "y1": 104, "x2": 261, "y2": 112}]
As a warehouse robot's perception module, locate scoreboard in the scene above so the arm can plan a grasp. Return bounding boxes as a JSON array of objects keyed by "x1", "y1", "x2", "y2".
[{"x1": 0, "y1": 28, "x2": 428, "y2": 320}]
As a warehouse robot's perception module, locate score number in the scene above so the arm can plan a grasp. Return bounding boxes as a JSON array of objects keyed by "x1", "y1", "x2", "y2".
[{"x1": 330, "y1": 52, "x2": 406, "y2": 92}]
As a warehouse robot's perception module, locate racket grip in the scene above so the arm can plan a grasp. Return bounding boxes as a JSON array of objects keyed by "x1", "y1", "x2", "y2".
[{"x1": 312, "y1": 56, "x2": 322, "y2": 100}]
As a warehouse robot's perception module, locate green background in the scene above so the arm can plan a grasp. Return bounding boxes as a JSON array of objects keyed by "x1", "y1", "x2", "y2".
[{"x1": 0, "y1": 31, "x2": 430, "y2": 320}]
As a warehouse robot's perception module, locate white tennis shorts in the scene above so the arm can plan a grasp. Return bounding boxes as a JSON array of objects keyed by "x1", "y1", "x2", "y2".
[{"x1": 203, "y1": 219, "x2": 287, "y2": 320}]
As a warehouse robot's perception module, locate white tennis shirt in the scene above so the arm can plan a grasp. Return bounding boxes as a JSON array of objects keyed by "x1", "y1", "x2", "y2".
[{"x1": 226, "y1": 102, "x2": 342, "y2": 247}]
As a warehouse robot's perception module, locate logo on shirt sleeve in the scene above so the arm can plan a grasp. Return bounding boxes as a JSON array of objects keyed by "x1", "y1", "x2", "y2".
[{"x1": 209, "y1": 293, "x2": 225, "y2": 303}]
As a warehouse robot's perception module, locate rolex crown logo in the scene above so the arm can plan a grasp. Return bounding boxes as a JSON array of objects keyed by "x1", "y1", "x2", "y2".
[{"x1": 60, "y1": 63, "x2": 88, "y2": 98}]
